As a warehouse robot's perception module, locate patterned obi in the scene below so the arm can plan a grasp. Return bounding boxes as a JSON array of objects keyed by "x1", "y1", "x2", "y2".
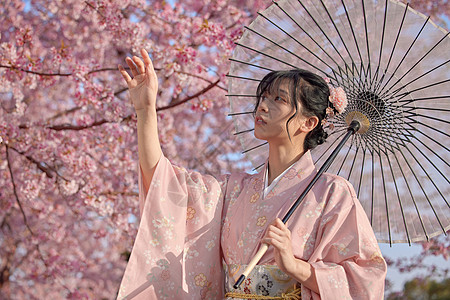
[{"x1": 224, "y1": 264, "x2": 301, "y2": 299}]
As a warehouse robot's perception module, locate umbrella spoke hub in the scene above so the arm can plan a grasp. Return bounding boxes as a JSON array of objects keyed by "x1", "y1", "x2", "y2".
[
  {"x1": 345, "y1": 111, "x2": 370, "y2": 134},
  {"x1": 356, "y1": 91, "x2": 385, "y2": 118}
]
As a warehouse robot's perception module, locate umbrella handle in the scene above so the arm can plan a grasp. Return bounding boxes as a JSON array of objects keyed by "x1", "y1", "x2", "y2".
[
  {"x1": 233, "y1": 243, "x2": 269, "y2": 289},
  {"x1": 233, "y1": 120, "x2": 361, "y2": 289}
]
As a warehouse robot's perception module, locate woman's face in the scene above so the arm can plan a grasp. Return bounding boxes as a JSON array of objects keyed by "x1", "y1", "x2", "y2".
[{"x1": 254, "y1": 79, "x2": 305, "y2": 143}]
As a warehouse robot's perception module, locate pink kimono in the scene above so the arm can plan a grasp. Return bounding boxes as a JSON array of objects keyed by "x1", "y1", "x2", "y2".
[{"x1": 118, "y1": 151, "x2": 386, "y2": 299}]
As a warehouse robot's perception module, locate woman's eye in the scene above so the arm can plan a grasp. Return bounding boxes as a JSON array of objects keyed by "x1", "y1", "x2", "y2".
[{"x1": 275, "y1": 96, "x2": 284, "y2": 102}]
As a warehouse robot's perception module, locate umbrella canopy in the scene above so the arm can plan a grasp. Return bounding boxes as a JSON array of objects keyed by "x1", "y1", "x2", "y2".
[{"x1": 228, "y1": 0, "x2": 450, "y2": 244}]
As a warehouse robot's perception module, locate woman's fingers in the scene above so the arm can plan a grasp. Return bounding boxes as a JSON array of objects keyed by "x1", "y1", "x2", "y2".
[
  {"x1": 118, "y1": 64, "x2": 132, "y2": 84},
  {"x1": 268, "y1": 219, "x2": 290, "y2": 235},
  {"x1": 264, "y1": 218, "x2": 291, "y2": 247},
  {"x1": 140, "y1": 48, "x2": 155, "y2": 74},
  {"x1": 132, "y1": 55, "x2": 145, "y2": 74},
  {"x1": 125, "y1": 57, "x2": 139, "y2": 77},
  {"x1": 121, "y1": 49, "x2": 154, "y2": 79}
]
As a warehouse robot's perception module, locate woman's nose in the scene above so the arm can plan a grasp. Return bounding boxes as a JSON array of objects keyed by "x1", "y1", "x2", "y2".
[{"x1": 258, "y1": 98, "x2": 269, "y2": 112}]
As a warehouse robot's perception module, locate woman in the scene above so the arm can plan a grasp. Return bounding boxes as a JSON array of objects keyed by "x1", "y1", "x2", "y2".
[{"x1": 117, "y1": 49, "x2": 387, "y2": 299}]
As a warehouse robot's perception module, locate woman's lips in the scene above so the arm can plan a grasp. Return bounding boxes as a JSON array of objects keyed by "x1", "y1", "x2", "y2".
[{"x1": 255, "y1": 116, "x2": 267, "y2": 125}]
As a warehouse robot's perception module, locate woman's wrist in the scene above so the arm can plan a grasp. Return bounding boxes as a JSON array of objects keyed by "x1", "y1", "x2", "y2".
[
  {"x1": 136, "y1": 106, "x2": 157, "y2": 118},
  {"x1": 286, "y1": 258, "x2": 319, "y2": 294}
]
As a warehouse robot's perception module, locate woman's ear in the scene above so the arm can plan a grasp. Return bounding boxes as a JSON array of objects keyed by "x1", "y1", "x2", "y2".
[{"x1": 301, "y1": 115, "x2": 319, "y2": 133}]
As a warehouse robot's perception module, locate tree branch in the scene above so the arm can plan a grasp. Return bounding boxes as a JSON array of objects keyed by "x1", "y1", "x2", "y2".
[
  {"x1": 48, "y1": 119, "x2": 109, "y2": 131},
  {"x1": 5, "y1": 146, "x2": 34, "y2": 235},
  {"x1": 8, "y1": 146, "x2": 55, "y2": 179},
  {"x1": 157, "y1": 78, "x2": 220, "y2": 111},
  {"x1": 47, "y1": 78, "x2": 219, "y2": 130},
  {"x1": 0, "y1": 64, "x2": 71, "y2": 77}
]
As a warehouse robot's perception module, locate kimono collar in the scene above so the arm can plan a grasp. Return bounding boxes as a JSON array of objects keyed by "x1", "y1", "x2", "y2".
[{"x1": 261, "y1": 150, "x2": 317, "y2": 196}]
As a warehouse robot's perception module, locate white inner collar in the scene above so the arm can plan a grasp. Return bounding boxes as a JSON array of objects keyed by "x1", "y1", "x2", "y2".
[{"x1": 263, "y1": 163, "x2": 295, "y2": 198}]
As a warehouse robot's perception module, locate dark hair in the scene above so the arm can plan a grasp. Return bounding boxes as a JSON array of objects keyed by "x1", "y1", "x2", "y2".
[{"x1": 253, "y1": 69, "x2": 330, "y2": 151}]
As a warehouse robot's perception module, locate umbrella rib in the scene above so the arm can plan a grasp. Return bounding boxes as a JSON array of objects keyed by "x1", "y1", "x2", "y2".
[
  {"x1": 391, "y1": 79, "x2": 450, "y2": 100},
  {"x1": 403, "y1": 140, "x2": 450, "y2": 205},
  {"x1": 395, "y1": 141, "x2": 447, "y2": 236},
  {"x1": 226, "y1": 74, "x2": 261, "y2": 82},
  {"x1": 239, "y1": 26, "x2": 331, "y2": 77},
  {"x1": 400, "y1": 106, "x2": 450, "y2": 113},
  {"x1": 331, "y1": 68, "x2": 360, "y2": 95},
  {"x1": 372, "y1": 0, "x2": 389, "y2": 87},
  {"x1": 378, "y1": 16, "x2": 430, "y2": 98},
  {"x1": 287, "y1": 0, "x2": 359, "y2": 78},
  {"x1": 368, "y1": 124, "x2": 404, "y2": 144},
  {"x1": 383, "y1": 31, "x2": 449, "y2": 100},
  {"x1": 242, "y1": 142, "x2": 268, "y2": 154},
  {"x1": 377, "y1": 149, "x2": 393, "y2": 245},
  {"x1": 385, "y1": 149, "x2": 412, "y2": 245},
  {"x1": 315, "y1": 0, "x2": 362, "y2": 78},
  {"x1": 346, "y1": 139, "x2": 360, "y2": 182},
  {"x1": 228, "y1": 58, "x2": 275, "y2": 72},
  {"x1": 339, "y1": 0, "x2": 364, "y2": 71},
  {"x1": 391, "y1": 149, "x2": 430, "y2": 241},
  {"x1": 398, "y1": 95, "x2": 449, "y2": 104},
  {"x1": 232, "y1": 43, "x2": 301, "y2": 72},
  {"x1": 374, "y1": 2, "x2": 410, "y2": 94},
  {"x1": 377, "y1": 127, "x2": 414, "y2": 245},
  {"x1": 365, "y1": 126, "x2": 406, "y2": 152},
  {"x1": 397, "y1": 106, "x2": 449, "y2": 121},
  {"x1": 408, "y1": 119, "x2": 450, "y2": 140},
  {"x1": 228, "y1": 111, "x2": 254, "y2": 116},
  {"x1": 252, "y1": 162, "x2": 265, "y2": 172},
  {"x1": 234, "y1": 128, "x2": 255, "y2": 136},
  {"x1": 370, "y1": 148, "x2": 375, "y2": 226},
  {"x1": 227, "y1": 94, "x2": 257, "y2": 97},
  {"x1": 393, "y1": 125, "x2": 450, "y2": 209},
  {"x1": 361, "y1": 0, "x2": 372, "y2": 88},
  {"x1": 292, "y1": 0, "x2": 359, "y2": 76},
  {"x1": 385, "y1": 58, "x2": 450, "y2": 100},
  {"x1": 412, "y1": 113, "x2": 450, "y2": 126},
  {"x1": 375, "y1": 126, "x2": 430, "y2": 241},
  {"x1": 406, "y1": 128, "x2": 450, "y2": 171},
  {"x1": 256, "y1": 11, "x2": 340, "y2": 75},
  {"x1": 336, "y1": 136, "x2": 353, "y2": 176},
  {"x1": 256, "y1": 8, "x2": 357, "y2": 90},
  {"x1": 369, "y1": 130, "x2": 405, "y2": 244},
  {"x1": 363, "y1": 135, "x2": 385, "y2": 218},
  {"x1": 356, "y1": 147, "x2": 366, "y2": 199},
  {"x1": 314, "y1": 128, "x2": 347, "y2": 164}
]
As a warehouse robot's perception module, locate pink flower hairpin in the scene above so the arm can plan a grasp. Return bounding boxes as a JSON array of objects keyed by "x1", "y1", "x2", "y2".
[{"x1": 322, "y1": 77, "x2": 348, "y2": 129}]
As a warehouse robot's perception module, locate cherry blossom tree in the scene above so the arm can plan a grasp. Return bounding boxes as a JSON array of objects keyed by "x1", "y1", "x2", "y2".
[{"x1": 0, "y1": 0, "x2": 448, "y2": 299}]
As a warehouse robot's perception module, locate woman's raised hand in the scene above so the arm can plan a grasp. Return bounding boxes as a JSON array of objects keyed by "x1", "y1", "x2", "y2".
[{"x1": 118, "y1": 48, "x2": 158, "y2": 111}]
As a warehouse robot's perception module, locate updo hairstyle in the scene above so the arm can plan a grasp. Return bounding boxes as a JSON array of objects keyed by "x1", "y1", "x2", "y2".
[{"x1": 254, "y1": 69, "x2": 331, "y2": 151}]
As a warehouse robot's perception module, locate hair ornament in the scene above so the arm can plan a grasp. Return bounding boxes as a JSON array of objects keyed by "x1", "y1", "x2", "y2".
[
  {"x1": 329, "y1": 86, "x2": 348, "y2": 114},
  {"x1": 322, "y1": 77, "x2": 348, "y2": 129}
]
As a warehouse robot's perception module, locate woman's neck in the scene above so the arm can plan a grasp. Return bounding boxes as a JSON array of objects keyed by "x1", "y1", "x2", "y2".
[{"x1": 267, "y1": 143, "x2": 305, "y2": 186}]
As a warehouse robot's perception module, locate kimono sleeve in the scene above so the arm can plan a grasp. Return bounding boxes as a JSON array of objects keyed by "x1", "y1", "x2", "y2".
[
  {"x1": 117, "y1": 154, "x2": 229, "y2": 300},
  {"x1": 306, "y1": 177, "x2": 387, "y2": 300}
]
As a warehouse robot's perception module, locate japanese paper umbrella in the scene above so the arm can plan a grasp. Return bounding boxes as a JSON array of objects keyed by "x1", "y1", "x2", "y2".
[{"x1": 227, "y1": 0, "x2": 449, "y2": 287}]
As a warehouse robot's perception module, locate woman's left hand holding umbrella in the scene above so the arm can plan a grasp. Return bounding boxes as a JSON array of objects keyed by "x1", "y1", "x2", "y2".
[{"x1": 263, "y1": 218, "x2": 320, "y2": 294}]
